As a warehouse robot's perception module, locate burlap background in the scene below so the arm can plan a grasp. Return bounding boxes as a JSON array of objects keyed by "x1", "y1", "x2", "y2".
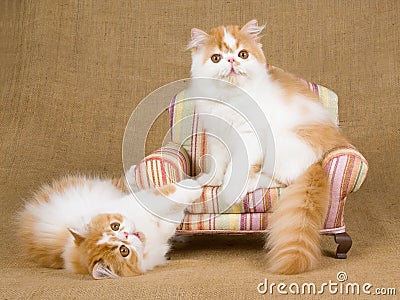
[{"x1": 1, "y1": 1, "x2": 399, "y2": 298}]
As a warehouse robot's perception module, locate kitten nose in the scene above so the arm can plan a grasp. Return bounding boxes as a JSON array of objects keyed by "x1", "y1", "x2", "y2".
[
  {"x1": 227, "y1": 57, "x2": 235, "y2": 63},
  {"x1": 124, "y1": 232, "x2": 129, "y2": 239}
]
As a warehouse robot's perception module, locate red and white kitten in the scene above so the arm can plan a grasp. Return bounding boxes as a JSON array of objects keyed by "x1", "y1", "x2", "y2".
[
  {"x1": 18, "y1": 176, "x2": 202, "y2": 279},
  {"x1": 188, "y1": 20, "x2": 349, "y2": 274}
]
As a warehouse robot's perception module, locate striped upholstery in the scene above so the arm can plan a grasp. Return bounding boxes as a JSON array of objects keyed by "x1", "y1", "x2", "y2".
[
  {"x1": 132, "y1": 143, "x2": 368, "y2": 233},
  {"x1": 133, "y1": 143, "x2": 190, "y2": 189},
  {"x1": 131, "y1": 66, "x2": 368, "y2": 234},
  {"x1": 178, "y1": 213, "x2": 268, "y2": 232}
]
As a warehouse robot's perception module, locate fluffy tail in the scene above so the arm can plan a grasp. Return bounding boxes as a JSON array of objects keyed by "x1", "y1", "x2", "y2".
[{"x1": 266, "y1": 162, "x2": 329, "y2": 274}]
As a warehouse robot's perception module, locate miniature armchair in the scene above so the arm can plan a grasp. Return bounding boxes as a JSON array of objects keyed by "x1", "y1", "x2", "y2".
[{"x1": 127, "y1": 66, "x2": 368, "y2": 259}]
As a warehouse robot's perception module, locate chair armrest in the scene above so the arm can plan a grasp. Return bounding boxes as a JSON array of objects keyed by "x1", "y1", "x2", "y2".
[
  {"x1": 321, "y1": 146, "x2": 368, "y2": 230},
  {"x1": 322, "y1": 146, "x2": 368, "y2": 195},
  {"x1": 126, "y1": 142, "x2": 191, "y2": 190}
]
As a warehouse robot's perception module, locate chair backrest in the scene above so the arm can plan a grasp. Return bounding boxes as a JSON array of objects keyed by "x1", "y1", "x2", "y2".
[{"x1": 168, "y1": 66, "x2": 339, "y2": 176}]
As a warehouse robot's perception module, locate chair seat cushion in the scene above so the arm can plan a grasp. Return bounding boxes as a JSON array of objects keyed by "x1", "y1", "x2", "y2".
[
  {"x1": 177, "y1": 212, "x2": 346, "y2": 234},
  {"x1": 187, "y1": 186, "x2": 280, "y2": 214},
  {"x1": 130, "y1": 142, "x2": 368, "y2": 231}
]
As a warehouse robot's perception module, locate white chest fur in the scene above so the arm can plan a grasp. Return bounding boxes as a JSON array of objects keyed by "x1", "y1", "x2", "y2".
[{"x1": 193, "y1": 75, "x2": 333, "y2": 190}]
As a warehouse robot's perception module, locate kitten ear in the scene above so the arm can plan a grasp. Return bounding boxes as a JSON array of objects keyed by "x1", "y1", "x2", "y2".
[
  {"x1": 240, "y1": 19, "x2": 265, "y2": 39},
  {"x1": 92, "y1": 260, "x2": 119, "y2": 280},
  {"x1": 187, "y1": 28, "x2": 209, "y2": 50},
  {"x1": 68, "y1": 228, "x2": 86, "y2": 246}
]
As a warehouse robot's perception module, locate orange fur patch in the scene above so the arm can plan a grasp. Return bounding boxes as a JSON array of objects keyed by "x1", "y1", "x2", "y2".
[
  {"x1": 269, "y1": 68, "x2": 320, "y2": 102},
  {"x1": 266, "y1": 162, "x2": 330, "y2": 274},
  {"x1": 294, "y1": 123, "x2": 349, "y2": 158}
]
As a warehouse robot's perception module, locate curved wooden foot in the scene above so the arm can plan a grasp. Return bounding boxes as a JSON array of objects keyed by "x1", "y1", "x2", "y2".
[{"x1": 334, "y1": 232, "x2": 352, "y2": 259}]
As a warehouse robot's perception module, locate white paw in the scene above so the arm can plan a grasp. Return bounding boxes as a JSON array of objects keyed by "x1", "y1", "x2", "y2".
[
  {"x1": 173, "y1": 179, "x2": 203, "y2": 204},
  {"x1": 196, "y1": 173, "x2": 223, "y2": 187}
]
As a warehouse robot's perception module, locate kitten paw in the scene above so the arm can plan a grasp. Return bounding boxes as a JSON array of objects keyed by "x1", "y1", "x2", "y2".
[
  {"x1": 196, "y1": 173, "x2": 223, "y2": 187},
  {"x1": 170, "y1": 179, "x2": 203, "y2": 204}
]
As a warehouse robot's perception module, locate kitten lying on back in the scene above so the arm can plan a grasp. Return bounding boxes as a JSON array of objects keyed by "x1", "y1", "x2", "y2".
[{"x1": 17, "y1": 176, "x2": 202, "y2": 279}]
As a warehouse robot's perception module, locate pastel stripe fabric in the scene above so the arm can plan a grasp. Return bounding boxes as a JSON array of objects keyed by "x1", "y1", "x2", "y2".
[
  {"x1": 177, "y1": 213, "x2": 346, "y2": 234},
  {"x1": 178, "y1": 213, "x2": 268, "y2": 231},
  {"x1": 322, "y1": 147, "x2": 368, "y2": 229},
  {"x1": 169, "y1": 92, "x2": 204, "y2": 177},
  {"x1": 134, "y1": 142, "x2": 190, "y2": 189},
  {"x1": 186, "y1": 185, "x2": 280, "y2": 214},
  {"x1": 178, "y1": 213, "x2": 344, "y2": 233},
  {"x1": 133, "y1": 142, "x2": 368, "y2": 233}
]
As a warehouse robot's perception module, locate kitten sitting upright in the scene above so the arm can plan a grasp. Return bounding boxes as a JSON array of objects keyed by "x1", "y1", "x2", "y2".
[
  {"x1": 187, "y1": 20, "x2": 349, "y2": 274},
  {"x1": 18, "y1": 176, "x2": 202, "y2": 279}
]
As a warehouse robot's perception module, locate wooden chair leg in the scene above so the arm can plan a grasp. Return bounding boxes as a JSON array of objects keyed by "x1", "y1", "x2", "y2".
[{"x1": 334, "y1": 232, "x2": 352, "y2": 259}]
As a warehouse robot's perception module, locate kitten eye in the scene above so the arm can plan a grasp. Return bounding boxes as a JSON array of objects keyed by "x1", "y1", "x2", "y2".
[
  {"x1": 110, "y1": 222, "x2": 120, "y2": 231},
  {"x1": 211, "y1": 54, "x2": 221, "y2": 63},
  {"x1": 119, "y1": 245, "x2": 130, "y2": 257},
  {"x1": 238, "y1": 50, "x2": 249, "y2": 59}
]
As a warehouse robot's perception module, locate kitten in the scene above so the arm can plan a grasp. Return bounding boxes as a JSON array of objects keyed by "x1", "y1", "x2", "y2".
[
  {"x1": 187, "y1": 20, "x2": 349, "y2": 274},
  {"x1": 17, "y1": 175, "x2": 202, "y2": 279}
]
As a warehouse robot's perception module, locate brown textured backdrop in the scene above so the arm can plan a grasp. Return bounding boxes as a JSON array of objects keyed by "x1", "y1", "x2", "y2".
[{"x1": 1, "y1": 0, "x2": 399, "y2": 298}]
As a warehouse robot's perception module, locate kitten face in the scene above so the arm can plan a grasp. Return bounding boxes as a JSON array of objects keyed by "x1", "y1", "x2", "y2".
[
  {"x1": 188, "y1": 20, "x2": 266, "y2": 85},
  {"x1": 69, "y1": 213, "x2": 146, "y2": 279}
]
